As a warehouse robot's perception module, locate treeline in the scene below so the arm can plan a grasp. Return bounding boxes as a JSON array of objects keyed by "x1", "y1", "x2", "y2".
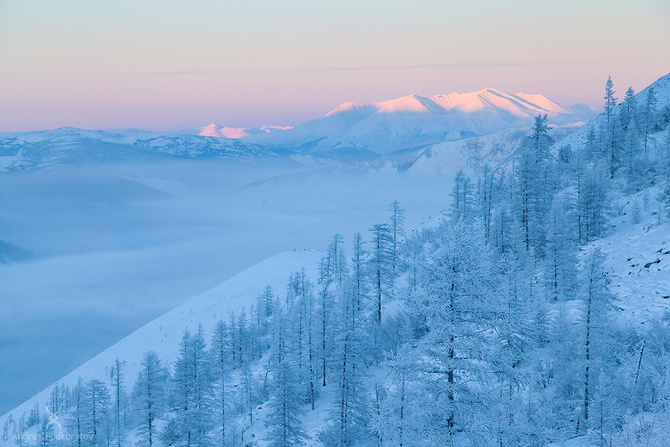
[{"x1": 5, "y1": 77, "x2": 670, "y2": 447}]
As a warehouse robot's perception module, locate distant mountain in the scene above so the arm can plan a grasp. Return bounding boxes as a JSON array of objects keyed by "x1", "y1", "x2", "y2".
[
  {"x1": 197, "y1": 124, "x2": 293, "y2": 139},
  {"x1": 0, "y1": 89, "x2": 597, "y2": 171},
  {"x1": 245, "y1": 88, "x2": 598, "y2": 156},
  {"x1": 0, "y1": 127, "x2": 283, "y2": 171}
]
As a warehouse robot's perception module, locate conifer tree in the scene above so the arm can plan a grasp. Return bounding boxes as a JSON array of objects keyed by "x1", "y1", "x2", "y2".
[
  {"x1": 134, "y1": 351, "x2": 167, "y2": 447},
  {"x1": 172, "y1": 327, "x2": 213, "y2": 446},
  {"x1": 388, "y1": 200, "x2": 405, "y2": 274},
  {"x1": 368, "y1": 223, "x2": 394, "y2": 324},
  {"x1": 109, "y1": 359, "x2": 125, "y2": 447},
  {"x1": 264, "y1": 339, "x2": 307, "y2": 447},
  {"x1": 209, "y1": 320, "x2": 231, "y2": 447},
  {"x1": 580, "y1": 249, "x2": 615, "y2": 433},
  {"x1": 83, "y1": 379, "x2": 110, "y2": 446},
  {"x1": 449, "y1": 170, "x2": 474, "y2": 222}
]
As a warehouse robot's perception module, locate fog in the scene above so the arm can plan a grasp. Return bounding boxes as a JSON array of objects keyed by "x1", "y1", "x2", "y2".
[{"x1": 0, "y1": 158, "x2": 457, "y2": 414}]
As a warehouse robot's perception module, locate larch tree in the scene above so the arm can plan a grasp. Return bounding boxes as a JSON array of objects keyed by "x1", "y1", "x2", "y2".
[
  {"x1": 83, "y1": 379, "x2": 110, "y2": 447},
  {"x1": 134, "y1": 351, "x2": 167, "y2": 447},
  {"x1": 580, "y1": 249, "x2": 616, "y2": 434},
  {"x1": 109, "y1": 359, "x2": 126, "y2": 447},
  {"x1": 368, "y1": 223, "x2": 394, "y2": 325},
  {"x1": 209, "y1": 320, "x2": 232, "y2": 447},
  {"x1": 264, "y1": 307, "x2": 307, "y2": 447},
  {"x1": 388, "y1": 200, "x2": 405, "y2": 274}
]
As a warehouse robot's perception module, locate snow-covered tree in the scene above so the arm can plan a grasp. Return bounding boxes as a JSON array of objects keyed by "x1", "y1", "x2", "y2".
[
  {"x1": 388, "y1": 200, "x2": 405, "y2": 274},
  {"x1": 449, "y1": 170, "x2": 474, "y2": 222},
  {"x1": 544, "y1": 192, "x2": 578, "y2": 301},
  {"x1": 134, "y1": 351, "x2": 167, "y2": 447},
  {"x1": 109, "y1": 359, "x2": 126, "y2": 447},
  {"x1": 82, "y1": 379, "x2": 110, "y2": 446},
  {"x1": 579, "y1": 249, "x2": 616, "y2": 433},
  {"x1": 404, "y1": 221, "x2": 501, "y2": 445},
  {"x1": 368, "y1": 223, "x2": 394, "y2": 324},
  {"x1": 209, "y1": 320, "x2": 232, "y2": 447},
  {"x1": 171, "y1": 327, "x2": 213, "y2": 446},
  {"x1": 265, "y1": 308, "x2": 307, "y2": 447}
]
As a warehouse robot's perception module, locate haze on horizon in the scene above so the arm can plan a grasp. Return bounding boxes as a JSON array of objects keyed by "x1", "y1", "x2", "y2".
[{"x1": 1, "y1": 0, "x2": 669, "y2": 132}]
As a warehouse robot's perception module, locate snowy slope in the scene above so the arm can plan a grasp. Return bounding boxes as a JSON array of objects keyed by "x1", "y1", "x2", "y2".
[
  {"x1": 245, "y1": 88, "x2": 597, "y2": 156},
  {"x1": 0, "y1": 250, "x2": 323, "y2": 431},
  {"x1": 555, "y1": 73, "x2": 670, "y2": 152},
  {"x1": 596, "y1": 188, "x2": 670, "y2": 325}
]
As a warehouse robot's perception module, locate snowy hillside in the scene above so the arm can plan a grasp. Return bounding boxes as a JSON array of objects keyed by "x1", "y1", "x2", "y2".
[
  {"x1": 555, "y1": 72, "x2": 670, "y2": 154},
  {"x1": 0, "y1": 250, "x2": 323, "y2": 436}
]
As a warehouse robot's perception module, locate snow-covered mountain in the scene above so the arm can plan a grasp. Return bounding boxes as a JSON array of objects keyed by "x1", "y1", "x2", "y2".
[
  {"x1": 0, "y1": 127, "x2": 284, "y2": 172},
  {"x1": 245, "y1": 88, "x2": 597, "y2": 156},
  {"x1": 0, "y1": 89, "x2": 596, "y2": 171},
  {"x1": 197, "y1": 124, "x2": 293, "y2": 139}
]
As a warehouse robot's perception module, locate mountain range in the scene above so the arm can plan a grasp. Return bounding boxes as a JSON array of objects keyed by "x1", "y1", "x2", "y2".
[{"x1": 0, "y1": 88, "x2": 597, "y2": 171}]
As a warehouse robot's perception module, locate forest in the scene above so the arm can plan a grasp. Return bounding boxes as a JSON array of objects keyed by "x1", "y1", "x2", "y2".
[{"x1": 4, "y1": 77, "x2": 670, "y2": 447}]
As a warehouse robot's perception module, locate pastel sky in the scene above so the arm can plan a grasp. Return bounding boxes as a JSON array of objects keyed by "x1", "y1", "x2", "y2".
[{"x1": 1, "y1": 0, "x2": 668, "y2": 132}]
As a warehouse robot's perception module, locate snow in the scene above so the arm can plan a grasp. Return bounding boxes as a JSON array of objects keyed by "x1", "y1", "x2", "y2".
[
  {"x1": 0, "y1": 249, "x2": 323, "y2": 426},
  {"x1": 594, "y1": 188, "x2": 670, "y2": 325},
  {"x1": 246, "y1": 88, "x2": 597, "y2": 156},
  {"x1": 2, "y1": 72, "x2": 669, "y2": 446},
  {"x1": 199, "y1": 124, "x2": 250, "y2": 139}
]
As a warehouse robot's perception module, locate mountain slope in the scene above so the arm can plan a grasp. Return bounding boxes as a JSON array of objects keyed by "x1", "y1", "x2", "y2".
[{"x1": 0, "y1": 250, "x2": 323, "y2": 429}]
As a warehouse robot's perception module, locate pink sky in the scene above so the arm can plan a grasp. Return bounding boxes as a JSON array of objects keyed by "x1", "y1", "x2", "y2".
[{"x1": 1, "y1": 0, "x2": 669, "y2": 132}]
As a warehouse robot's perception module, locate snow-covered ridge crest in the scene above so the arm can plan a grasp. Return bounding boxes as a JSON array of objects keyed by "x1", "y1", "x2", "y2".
[{"x1": 326, "y1": 88, "x2": 576, "y2": 118}]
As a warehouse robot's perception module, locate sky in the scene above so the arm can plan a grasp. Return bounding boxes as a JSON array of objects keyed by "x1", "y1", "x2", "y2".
[{"x1": 1, "y1": 0, "x2": 669, "y2": 132}]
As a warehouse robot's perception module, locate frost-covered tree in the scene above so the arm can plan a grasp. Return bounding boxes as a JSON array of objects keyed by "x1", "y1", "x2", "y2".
[
  {"x1": 544, "y1": 192, "x2": 578, "y2": 301},
  {"x1": 321, "y1": 276, "x2": 371, "y2": 446},
  {"x1": 516, "y1": 114, "x2": 554, "y2": 255},
  {"x1": 109, "y1": 359, "x2": 126, "y2": 447},
  {"x1": 603, "y1": 76, "x2": 619, "y2": 177},
  {"x1": 641, "y1": 87, "x2": 658, "y2": 156},
  {"x1": 209, "y1": 321, "x2": 232, "y2": 447},
  {"x1": 577, "y1": 162, "x2": 609, "y2": 244},
  {"x1": 404, "y1": 221, "x2": 501, "y2": 445},
  {"x1": 368, "y1": 223, "x2": 394, "y2": 324},
  {"x1": 579, "y1": 249, "x2": 616, "y2": 433},
  {"x1": 604, "y1": 76, "x2": 617, "y2": 125},
  {"x1": 171, "y1": 327, "x2": 213, "y2": 446},
  {"x1": 388, "y1": 200, "x2": 405, "y2": 274},
  {"x1": 265, "y1": 308, "x2": 307, "y2": 447},
  {"x1": 36, "y1": 418, "x2": 56, "y2": 447},
  {"x1": 82, "y1": 379, "x2": 110, "y2": 446},
  {"x1": 449, "y1": 170, "x2": 474, "y2": 222},
  {"x1": 134, "y1": 351, "x2": 167, "y2": 447},
  {"x1": 67, "y1": 379, "x2": 85, "y2": 447},
  {"x1": 477, "y1": 165, "x2": 495, "y2": 242}
]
